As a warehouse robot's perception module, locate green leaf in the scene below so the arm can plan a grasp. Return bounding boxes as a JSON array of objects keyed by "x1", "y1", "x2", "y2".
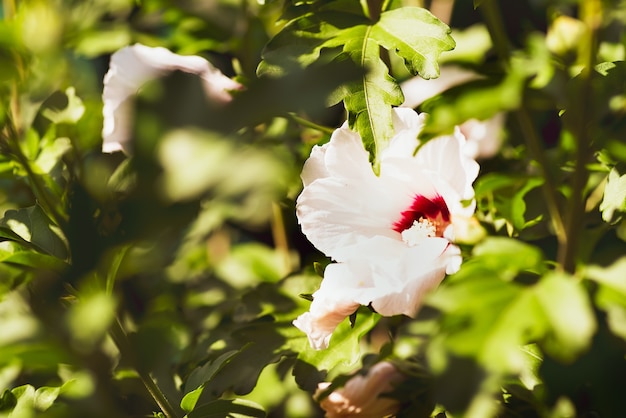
[
  {"x1": 258, "y1": 7, "x2": 454, "y2": 169},
  {"x1": 66, "y1": 291, "x2": 117, "y2": 348},
  {"x1": 257, "y1": 11, "x2": 366, "y2": 77},
  {"x1": 431, "y1": 270, "x2": 595, "y2": 373},
  {"x1": 33, "y1": 386, "x2": 60, "y2": 411},
  {"x1": 0, "y1": 389, "x2": 17, "y2": 411},
  {"x1": 600, "y1": 168, "x2": 626, "y2": 222},
  {"x1": 533, "y1": 272, "x2": 596, "y2": 362},
  {"x1": 469, "y1": 237, "x2": 545, "y2": 279},
  {"x1": 586, "y1": 257, "x2": 626, "y2": 340},
  {"x1": 329, "y1": 26, "x2": 403, "y2": 168},
  {"x1": 1, "y1": 251, "x2": 69, "y2": 273},
  {"x1": 183, "y1": 350, "x2": 240, "y2": 406},
  {"x1": 296, "y1": 307, "x2": 379, "y2": 377},
  {"x1": 372, "y1": 7, "x2": 456, "y2": 79},
  {"x1": 41, "y1": 87, "x2": 85, "y2": 125},
  {"x1": 475, "y1": 174, "x2": 545, "y2": 235},
  {"x1": 34, "y1": 137, "x2": 72, "y2": 174},
  {"x1": 181, "y1": 386, "x2": 204, "y2": 414},
  {"x1": 187, "y1": 398, "x2": 266, "y2": 418},
  {"x1": 215, "y1": 243, "x2": 291, "y2": 288},
  {"x1": 0, "y1": 204, "x2": 68, "y2": 259}
]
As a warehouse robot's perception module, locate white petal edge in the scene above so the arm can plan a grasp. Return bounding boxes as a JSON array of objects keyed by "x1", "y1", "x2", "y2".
[{"x1": 102, "y1": 43, "x2": 242, "y2": 154}]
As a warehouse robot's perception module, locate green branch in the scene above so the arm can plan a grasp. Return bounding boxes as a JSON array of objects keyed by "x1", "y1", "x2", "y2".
[
  {"x1": 558, "y1": 0, "x2": 601, "y2": 273},
  {"x1": 109, "y1": 319, "x2": 181, "y2": 418}
]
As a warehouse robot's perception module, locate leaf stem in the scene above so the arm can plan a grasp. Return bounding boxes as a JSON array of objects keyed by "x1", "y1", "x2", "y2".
[
  {"x1": 479, "y1": 0, "x2": 566, "y2": 253},
  {"x1": 557, "y1": 0, "x2": 601, "y2": 273},
  {"x1": 109, "y1": 319, "x2": 180, "y2": 418},
  {"x1": 286, "y1": 112, "x2": 334, "y2": 134}
]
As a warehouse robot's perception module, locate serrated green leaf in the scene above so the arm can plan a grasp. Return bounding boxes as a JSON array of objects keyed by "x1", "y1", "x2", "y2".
[
  {"x1": 187, "y1": 398, "x2": 266, "y2": 418},
  {"x1": 372, "y1": 7, "x2": 455, "y2": 79},
  {"x1": 258, "y1": 7, "x2": 455, "y2": 169},
  {"x1": 257, "y1": 11, "x2": 368, "y2": 77},
  {"x1": 329, "y1": 26, "x2": 403, "y2": 168},
  {"x1": 475, "y1": 174, "x2": 545, "y2": 235},
  {"x1": 0, "y1": 204, "x2": 68, "y2": 259}
]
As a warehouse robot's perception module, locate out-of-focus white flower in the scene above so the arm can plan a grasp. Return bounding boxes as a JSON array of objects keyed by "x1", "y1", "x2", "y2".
[
  {"x1": 400, "y1": 65, "x2": 505, "y2": 159},
  {"x1": 294, "y1": 108, "x2": 479, "y2": 349},
  {"x1": 102, "y1": 43, "x2": 242, "y2": 154},
  {"x1": 316, "y1": 361, "x2": 404, "y2": 418}
]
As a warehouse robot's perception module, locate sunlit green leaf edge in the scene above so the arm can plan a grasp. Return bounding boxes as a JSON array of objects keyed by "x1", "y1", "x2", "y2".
[
  {"x1": 187, "y1": 398, "x2": 266, "y2": 418},
  {"x1": 258, "y1": 7, "x2": 455, "y2": 171}
]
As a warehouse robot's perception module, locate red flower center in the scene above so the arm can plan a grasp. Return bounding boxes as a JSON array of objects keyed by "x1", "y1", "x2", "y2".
[{"x1": 393, "y1": 195, "x2": 450, "y2": 237}]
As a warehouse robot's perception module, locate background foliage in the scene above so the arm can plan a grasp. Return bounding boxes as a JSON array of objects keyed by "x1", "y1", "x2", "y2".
[{"x1": 1, "y1": 0, "x2": 626, "y2": 417}]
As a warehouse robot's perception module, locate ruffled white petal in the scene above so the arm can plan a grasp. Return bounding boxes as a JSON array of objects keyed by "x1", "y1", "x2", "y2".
[
  {"x1": 294, "y1": 237, "x2": 458, "y2": 349},
  {"x1": 102, "y1": 43, "x2": 242, "y2": 154}
]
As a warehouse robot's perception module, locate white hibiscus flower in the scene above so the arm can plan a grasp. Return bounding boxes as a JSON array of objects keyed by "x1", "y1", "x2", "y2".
[
  {"x1": 102, "y1": 43, "x2": 242, "y2": 154},
  {"x1": 294, "y1": 108, "x2": 480, "y2": 349},
  {"x1": 315, "y1": 361, "x2": 404, "y2": 418}
]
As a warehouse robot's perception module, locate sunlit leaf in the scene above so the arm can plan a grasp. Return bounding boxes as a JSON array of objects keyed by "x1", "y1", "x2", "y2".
[
  {"x1": 372, "y1": 8, "x2": 455, "y2": 79},
  {"x1": 600, "y1": 168, "x2": 626, "y2": 222},
  {"x1": 533, "y1": 272, "x2": 596, "y2": 362},
  {"x1": 467, "y1": 237, "x2": 545, "y2": 280},
  {"x1": 586, "y1": 257, "x2": 626, "y2": 340},
  {"x1": 157, "y1": 129, "x2": 290, "y2": 206},
  {"x1": 296, "y1": 308, "x2": 379, "y2": 377},
  {"x1": 66, "y1": 292, "x2": 117, "y2": 348},
  {"x1": 0, "y1": 204, "x2": 68, "y2": 259},
  {"x1": 34, "y1": 137, "x2": 72, "y2": 174},
  {"x1": 33, "y1": 386, "x2": 61, "y2": 410},
  {"x1": 41, "y1": 87, "x2": 85, "y2": 125},
  {"x1": 215, "y1": 243, "x2": 291, "y2": 288},
  {"x1": 259, "y1": 7, "x2": 454, "y2": 167},
  {"x1": 475, "y1": 174, "x2": 546, "y2": 235}
]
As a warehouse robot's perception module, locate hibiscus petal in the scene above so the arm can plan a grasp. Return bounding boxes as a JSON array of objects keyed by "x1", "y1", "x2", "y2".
[
  {"x1": 102, "y1": 43, "x2": 241, "y2": 154},
  {"x1": 316, "y1": 361, "x2": 403, "y2": 418},
  {"x1": 296, "y1": 177, "x2": 405, "y2": 261},
  {"x1": 292, "y1": 263, "x2": 366, "y2": 350}
]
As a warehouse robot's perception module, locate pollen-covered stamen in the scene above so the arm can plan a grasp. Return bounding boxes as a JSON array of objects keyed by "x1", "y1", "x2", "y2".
[{"x1": 393, "y1": 195, "x2": 450, "y2": 245}]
